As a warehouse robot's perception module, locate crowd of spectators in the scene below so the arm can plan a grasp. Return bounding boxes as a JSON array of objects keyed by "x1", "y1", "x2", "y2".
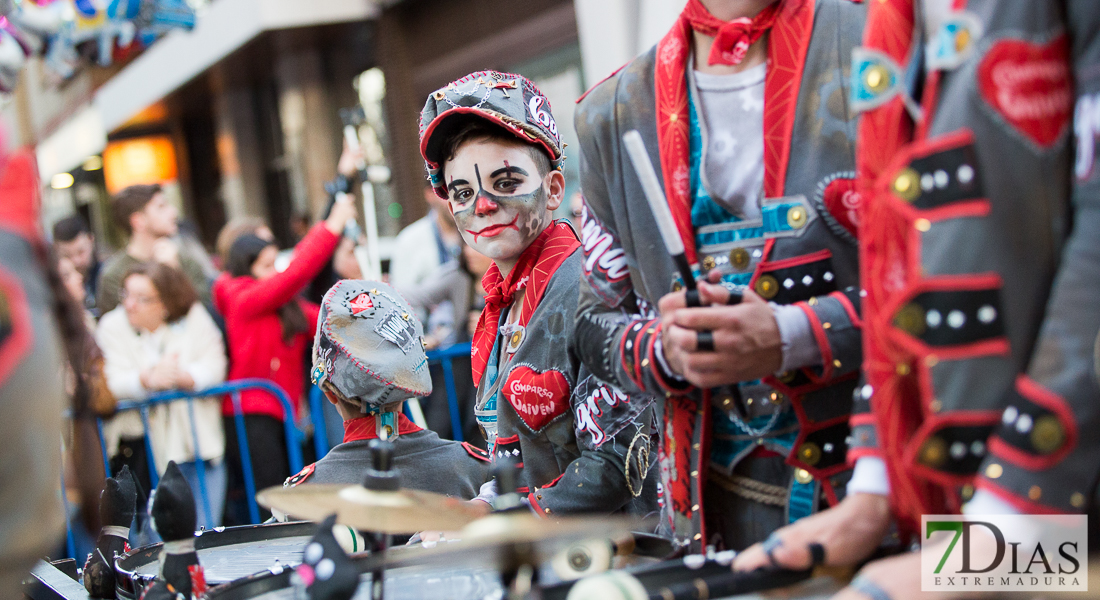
[{"x1": 50, "y1": 144, "x2": 501, "y2": 538}]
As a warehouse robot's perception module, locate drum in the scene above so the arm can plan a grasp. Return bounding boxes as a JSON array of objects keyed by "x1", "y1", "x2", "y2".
[
  {"x1": 114, "y1": 522, "x2": 319, "y2": 599},
  {"x1": 205, "y1": 548, "x2": 503, "y2": 600},
  {"x1": 204, "y1": 532, "x2": 675, "y2": 600}
]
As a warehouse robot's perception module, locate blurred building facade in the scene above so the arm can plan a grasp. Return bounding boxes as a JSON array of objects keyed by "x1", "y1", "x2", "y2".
[{"x1": 3, "y1": 0, "x2": 682, "y2": 254}]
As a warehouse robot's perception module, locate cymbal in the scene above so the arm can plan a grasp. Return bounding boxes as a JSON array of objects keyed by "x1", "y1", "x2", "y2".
[
  {"x1": 255, "y1": 484, "x2": 482, "y2": 534},
  {"x1": 401, "y1": 512, "x2": 641, "y2": 571}
]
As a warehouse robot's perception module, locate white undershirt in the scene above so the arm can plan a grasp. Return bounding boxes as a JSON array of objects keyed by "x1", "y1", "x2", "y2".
[{"x1": 693, "y1": 65, "x2": 766, "y2": 220}]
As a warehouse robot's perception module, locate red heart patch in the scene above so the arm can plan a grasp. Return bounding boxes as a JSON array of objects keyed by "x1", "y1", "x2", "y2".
[
  {"x1": 978, "y1": 36, "x2": 1071, "y2": 148},
  {"x1": 348, "y1": 292, "x2": 374, "y2": 315},
  {"x1": 502, "y1": 366, "x2": 570, "y2": 432},
  {"x1": 821, "y1": 177, "x2": 860, "y2": 235}
]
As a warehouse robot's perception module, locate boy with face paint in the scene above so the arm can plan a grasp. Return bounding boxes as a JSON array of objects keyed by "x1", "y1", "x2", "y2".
[{"x1": 419, "y1": 71, "x2": 658, "y2": 516}]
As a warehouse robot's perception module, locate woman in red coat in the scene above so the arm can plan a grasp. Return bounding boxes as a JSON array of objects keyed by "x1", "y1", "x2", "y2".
[{"x1": 214, "y1": 198, "x2": 356, "y2": 523}]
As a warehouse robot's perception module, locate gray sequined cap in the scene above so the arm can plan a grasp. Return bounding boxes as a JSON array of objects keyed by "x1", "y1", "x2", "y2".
[
  {"x1": 418, "y1": 69, "x2": 564, "y2": 199},
  {"x1": 311, "y1": 280, "x2": 431, "y2": 410}
]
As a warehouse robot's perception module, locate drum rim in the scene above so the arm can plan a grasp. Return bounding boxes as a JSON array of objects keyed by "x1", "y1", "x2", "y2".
[{"x1": 114, "y1": 521, "x2": 319, "y2": 599}]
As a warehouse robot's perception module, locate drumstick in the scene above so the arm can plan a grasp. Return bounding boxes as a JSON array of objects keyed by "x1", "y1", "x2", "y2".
[{"x1": 622, "y1": 130, "x2": 702, "y2": 308}]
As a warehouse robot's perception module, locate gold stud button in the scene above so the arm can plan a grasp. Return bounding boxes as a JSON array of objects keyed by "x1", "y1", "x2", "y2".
[
  {"x1": 672, "y1": 280, "x2": 683, "y2": 292},
  {"x1": 896, "y1": 363, "x2": 911, "y2": 376},
  {"x1": 755, "y1": 275, "x2": 779, "y2": 300},
  {"x1": 794, "y1": 468, "x2": 814, "y2": 484},
  {"x1": 719, "y1": 395, "x2": 734, "y2": 407},
  {"x1": 1070, "y1": 492, "x2": 1085, "y2": 508},
  {"x1": 729, "y1": 247, "x2": 751, "y2": 270},
  {"x1": 985, "y1": 463, "x2": 1003, "y2": 479},
  {"x1": 786, "y1": 205, "x2": 808, "y2": 229},
  {"x1": 919, "y1": 437, "x2": 946, "y2": 467},
  {"x1": 777, "y1": 370, "x2": 795, "y2": 384},
  {"x1": 915, "y1": 218, "x2": 932, "y2": 232},
  {"x1": 797, "y1": 442, "x2": 822, "y2": 466},
  {"x1": 1030, "y1": 415, "x2": 1064, "y2": 454},
  {"x1": 1028, "y1": 486, "x2": 1042, "y2": 501},
  {"x1": 894, "y1": 302, "x2": 927, "y2": 336},
  {"x1": 769, "y1": 391, "x2": 785, "y2": 405},
  {"x1": 961, "y1": 484, "x2": 974, "y2": 501},
  {"x1": 929, "y1": 399, "x2": 943, "y2": 413},
  {"x1": 702, "y1": 255, "x2": 716, "y2": 271},
  {"x1": 892, "y1": 167, "x2": 921, "y2": 202},
  {"x1": 864, "y1": 64, "x2": 890, "y2": 93}
]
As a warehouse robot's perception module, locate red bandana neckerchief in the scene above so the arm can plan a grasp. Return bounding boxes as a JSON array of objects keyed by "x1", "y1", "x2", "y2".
[
  {"x1": 682, "y1": 0, "x2": 781, "y2": 67},
  {"x1": 343, "y1": 413, "x2": 422, "y2": 443},
  {"x1": 471, "y1": 221, "x2": 580, "y2": 385},
  {"x1": 652, "y1": 0, "x2": 814, "y2": 549},
  {"x1": 655, "y1": 0, "x2": 812, "y2": 266}
]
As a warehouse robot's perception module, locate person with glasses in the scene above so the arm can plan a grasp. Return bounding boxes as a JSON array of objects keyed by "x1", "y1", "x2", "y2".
[{"x1": 96, "y1": 262, "x2": 227, "y2": 532}]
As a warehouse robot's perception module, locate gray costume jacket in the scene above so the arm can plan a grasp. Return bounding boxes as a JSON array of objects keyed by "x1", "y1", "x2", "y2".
[
  {"x1": 573, "y1": 0, "x2": 867, "y2": 549},
  {"x1": 286, "y1": 414, "x2": 488, "y2": 500},
  {"x1": 473, "y1": 222, "x2": 658, "y2": 517},
  {"x1": 849, "y1": 0, "x2": 1100, "y2": 530}
]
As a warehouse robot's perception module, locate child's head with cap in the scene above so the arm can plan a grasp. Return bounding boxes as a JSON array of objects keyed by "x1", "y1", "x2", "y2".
[
  {"x1": 311, "y1": 280, "x2": 431, "y2": 419},
  {"x1": 419, "y1": 71, "x2": 566, "y2": 271}
]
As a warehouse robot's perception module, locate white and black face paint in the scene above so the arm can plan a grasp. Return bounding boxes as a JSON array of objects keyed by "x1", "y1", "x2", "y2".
[{"x1": 443, "y1": 139, "x2": 552, "y2": 269}]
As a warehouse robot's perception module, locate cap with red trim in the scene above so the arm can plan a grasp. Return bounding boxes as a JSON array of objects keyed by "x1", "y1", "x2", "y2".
[{"x1": 419, "y1": 70, "x2": 564, "y2": 199}]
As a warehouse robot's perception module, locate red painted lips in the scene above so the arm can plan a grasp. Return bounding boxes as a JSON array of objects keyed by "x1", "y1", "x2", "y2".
[{"x1": 467, "y1": 215, "x2": 519, "y2": 242}]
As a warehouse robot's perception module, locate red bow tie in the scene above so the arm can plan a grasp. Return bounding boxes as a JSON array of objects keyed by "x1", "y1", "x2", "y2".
[{"x1": 682, "y1": 0, "x2": 782, "y2": 66}]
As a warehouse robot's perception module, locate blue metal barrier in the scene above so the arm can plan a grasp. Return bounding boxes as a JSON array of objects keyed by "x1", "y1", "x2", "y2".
[
  {"x1": 428, "y1": 342, "x2": 471, "y2": 443},
  {"x1": 92, "y1": 379, "x2": 304, "y2": 530}
]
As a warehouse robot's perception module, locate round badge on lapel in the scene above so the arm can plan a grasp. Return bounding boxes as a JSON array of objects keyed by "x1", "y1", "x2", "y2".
[
  {"x1": 508, "y1": 328, "x2": 524, "y2": 353},
  {"x1": 701, "y1": 255, "x2": 716, "y2": 271}
]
